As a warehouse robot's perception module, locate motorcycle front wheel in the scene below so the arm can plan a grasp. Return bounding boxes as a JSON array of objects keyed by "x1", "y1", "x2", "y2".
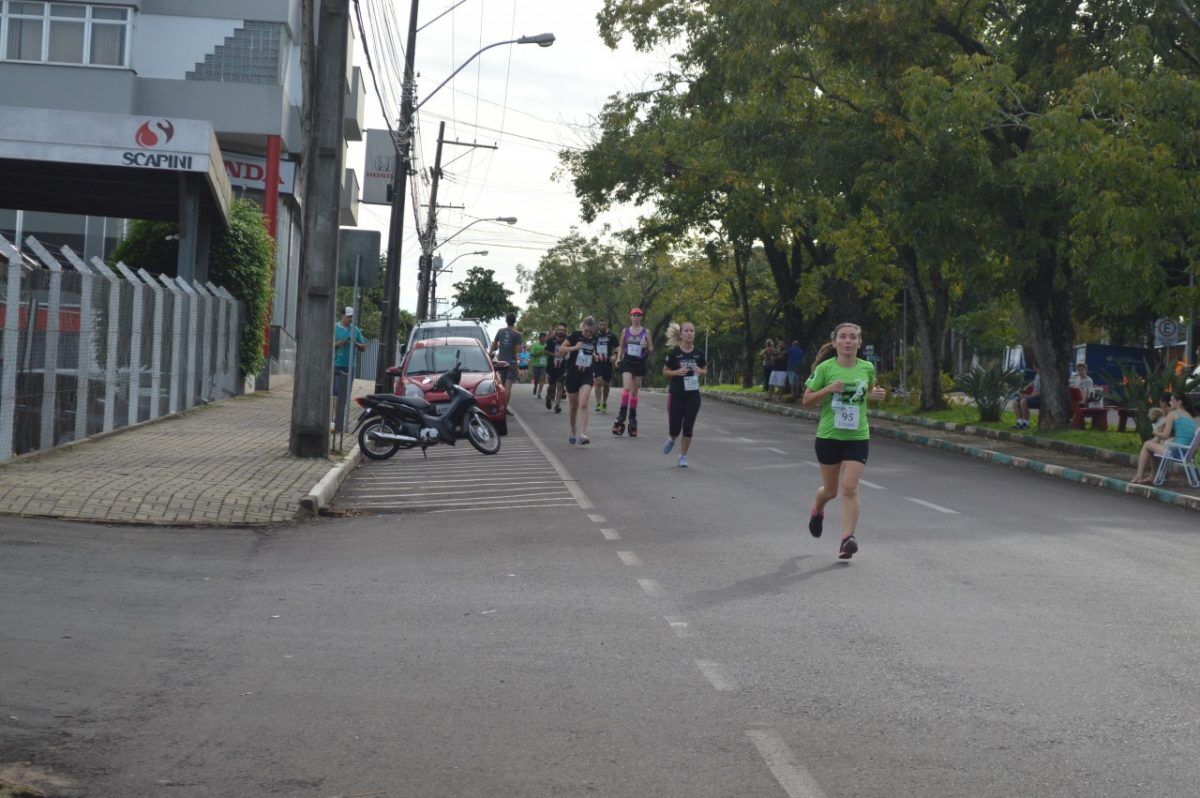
[
  {"x1": 465, "y1": 413, "x2": 501, "y2": 455},
  {"x1": 359, "y1": 417, "x2": 401, "y2": 460}
]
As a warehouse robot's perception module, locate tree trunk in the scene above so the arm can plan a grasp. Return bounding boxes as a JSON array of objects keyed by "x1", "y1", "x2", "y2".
[
  {"x1": 1017, "y1": 261, "x2": 1075, "y2": 430},
  {"x1": 732, "y1": 247, "x2": 756, "y2": 388},
  {"x1": 900, "y1": 247, "x2": 946, "y2": 410}
]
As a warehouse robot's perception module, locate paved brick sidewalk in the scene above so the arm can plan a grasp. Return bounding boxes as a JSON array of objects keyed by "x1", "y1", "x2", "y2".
[{"x1": 0, "y1": 378, "x2": 360, "y2": 526}]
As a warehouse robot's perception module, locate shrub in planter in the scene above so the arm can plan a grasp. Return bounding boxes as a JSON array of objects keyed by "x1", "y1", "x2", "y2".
[{"x1": 956, "y1": 362, "x2": 1025, "y2": 423}]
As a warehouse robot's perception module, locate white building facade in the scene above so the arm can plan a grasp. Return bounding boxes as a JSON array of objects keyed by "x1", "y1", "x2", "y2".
[{"x1": 0, "y1": 0, "x2": 365, "y2": 378}]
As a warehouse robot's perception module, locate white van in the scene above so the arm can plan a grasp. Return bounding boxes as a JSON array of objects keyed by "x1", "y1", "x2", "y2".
[{"x1": 406, "y1": 318, "x2": 490, "y2": 353}]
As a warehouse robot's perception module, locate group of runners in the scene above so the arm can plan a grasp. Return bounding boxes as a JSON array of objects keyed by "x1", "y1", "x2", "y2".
[
  {"x1": 527, "y1": 309, "x2": 658, "y2": 447},
  {"x1": 520, "y1": 314, "x2": 887, "y2": 560}
]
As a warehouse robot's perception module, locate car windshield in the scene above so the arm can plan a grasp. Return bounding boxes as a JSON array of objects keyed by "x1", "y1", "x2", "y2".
[{"x1": 406, "y1": 345, "x2": 492, "y2": 376}]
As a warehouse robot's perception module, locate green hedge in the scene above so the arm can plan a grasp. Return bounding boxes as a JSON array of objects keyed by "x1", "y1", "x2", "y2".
[
  {"x1": 208, "y1": 200, "x2": 275, "y2": 376},
  {"x1": 111, "y1": 198, "x2": 275, "y2": 376}
]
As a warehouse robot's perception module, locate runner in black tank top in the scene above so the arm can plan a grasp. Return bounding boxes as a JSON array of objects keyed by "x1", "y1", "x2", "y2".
[{"x1": 613, "y1": 308, "x2": 653, "y2": 437}]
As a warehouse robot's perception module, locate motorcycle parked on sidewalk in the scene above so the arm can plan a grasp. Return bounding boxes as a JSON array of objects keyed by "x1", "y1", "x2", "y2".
[{"x1": 352, "y1": 362, "x2": 502, "y2": 460}]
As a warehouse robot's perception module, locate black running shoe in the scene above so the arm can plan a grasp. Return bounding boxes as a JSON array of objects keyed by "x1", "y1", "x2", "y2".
[
  {"x1": 808, "y1": 508, "x2": 824, "y2": 538},
  {"x1": 628, "y1": 419, "x2": 638, "y2": 437},
  {"x1": 612, "y1": 420, "x2": 625, "y2": 436},
  {"x1": 838, "y1": 536, "x2": 858, "y2": 560}
]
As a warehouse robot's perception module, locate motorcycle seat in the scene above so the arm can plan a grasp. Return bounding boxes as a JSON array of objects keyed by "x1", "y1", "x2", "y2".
[{"x1": 374, "y1": 394, "x2": 432, "y2": 411}]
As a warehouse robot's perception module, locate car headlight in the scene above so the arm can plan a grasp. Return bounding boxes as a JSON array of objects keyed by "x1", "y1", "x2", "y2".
[
  {"x1": 404, "y1": 382, "x2": 424, "y2": 398},
  {"x1": 474, "y1": 379, "x2": 497, "y2": 397}
]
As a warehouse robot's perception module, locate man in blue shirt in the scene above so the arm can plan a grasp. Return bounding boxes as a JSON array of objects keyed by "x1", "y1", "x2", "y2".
[
  {"x1": 786, "y1": 340, "x2": 805, "y2": 401},
  {"x1": 333, "y1": 306, "x2": 366, "y2": 396}
]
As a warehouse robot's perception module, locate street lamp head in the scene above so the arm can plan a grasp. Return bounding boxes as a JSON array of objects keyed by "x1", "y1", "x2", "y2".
[
  {"x1": 498, "y1": 217, "x2": 517, "y2": 224},
  {"x1": 517, "y1": 33, "x2": 555, "y2": 47}
]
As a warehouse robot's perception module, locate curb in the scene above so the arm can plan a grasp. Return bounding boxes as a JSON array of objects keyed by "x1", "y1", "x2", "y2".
[
  {"x1": 300, "y1": 443, "x2": 362, "y2": 516},
  {"x1": 701, "y1": 390, "x2": 1200, "y2": 513}
]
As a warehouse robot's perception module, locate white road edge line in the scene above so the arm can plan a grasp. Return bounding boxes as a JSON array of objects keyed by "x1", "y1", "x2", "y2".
[
  {"x1": 601, "y1": 528, "x2": 622, "y2": 540},
  {"x1": 695, "y1": 660, "x2": 735, "y2": 691},
  {"x1": 514, "y1": 413, "x2": 595, "y2": 509},
  {"x1": 859, "y1": 479, "x2": 886, "y2": 490},
  {"x1": 767, "y1": 447, "x2": 788, "y2": 455},
  {"x1": 906, "y1": 497, "x2": 960, "y2": 514},
  {"x1": 802, "y1": 460, "x2": 821, "y2": 468},
  {"x1": 745, "y1": 730, "x2": 830, "y2": 798}
]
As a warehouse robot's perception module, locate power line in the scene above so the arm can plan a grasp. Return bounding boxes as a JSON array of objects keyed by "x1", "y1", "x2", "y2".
[{"x1": 352, "y1": 0, "x2": 398, "y2": 148}]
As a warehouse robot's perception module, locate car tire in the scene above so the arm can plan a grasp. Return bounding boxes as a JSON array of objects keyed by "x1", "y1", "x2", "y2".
[{"x1": 494, "y1": 418, "x2": 508, "y2": 436}]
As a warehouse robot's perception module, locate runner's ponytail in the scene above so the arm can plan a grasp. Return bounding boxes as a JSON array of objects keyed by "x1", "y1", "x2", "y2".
[{"x1": 665, "y1": 322, "x2": 681, "y2": 348}]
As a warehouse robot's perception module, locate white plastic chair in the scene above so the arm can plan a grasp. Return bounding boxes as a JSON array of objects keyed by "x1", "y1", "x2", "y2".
[{"x1": 1152, "y1": 431, "x2": 1200, "y2": 488}]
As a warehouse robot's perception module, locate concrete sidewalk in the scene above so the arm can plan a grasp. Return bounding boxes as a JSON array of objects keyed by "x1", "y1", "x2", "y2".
[
  {"x1": 0, "y1": 377, "x2": 365, "y2": 526},
  {"x1": 703, "y1": 390, "x2": 1200, "y2": 513}
]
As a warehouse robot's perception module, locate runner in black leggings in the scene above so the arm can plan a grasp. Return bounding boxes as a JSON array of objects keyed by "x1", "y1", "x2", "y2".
[{"x1": 661, "y1": 321, "x2": 707, "y2": 468}]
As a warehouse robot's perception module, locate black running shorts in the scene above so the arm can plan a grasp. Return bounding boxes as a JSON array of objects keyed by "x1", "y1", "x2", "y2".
[
  {"x1": 814, "y1": 437, "x2": 870, "y2": 465},
  {"x1": 564, "y1": 368, "x2": 594, "y2": 394}
]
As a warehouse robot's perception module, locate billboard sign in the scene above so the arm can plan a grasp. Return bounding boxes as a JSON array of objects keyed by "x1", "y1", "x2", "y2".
[{"x1": 362, "y1": 129, "x2": 396, "y2": 205}]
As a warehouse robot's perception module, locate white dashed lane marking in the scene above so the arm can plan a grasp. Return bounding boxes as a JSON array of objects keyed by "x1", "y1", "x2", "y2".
[
  {"x1": 617, "y1": 551, "x2": 642, "y2": 566},
  {"x1": 905, "y1": 497, "x2": 960, "y2": 514},
  {"x1": 601, "y1": 528, "x2": 622, "y2": 540},
  {"x1": 696, "y1": 660, "x2": 736, "y2": 691},
  {"x1": 638, "y1": 578, "x2": 666, "y2": 598},
  {"x1": 746, "y1": 730, "x2": 830, "y2": 798}
]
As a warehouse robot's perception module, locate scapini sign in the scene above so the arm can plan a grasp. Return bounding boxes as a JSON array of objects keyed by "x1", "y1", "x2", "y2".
[{"x1": 123, "y1": 118, "x2": 193, "y2": 169}]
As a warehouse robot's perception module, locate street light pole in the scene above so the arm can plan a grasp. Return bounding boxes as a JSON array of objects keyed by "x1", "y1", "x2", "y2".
[
  {"x1": 431, "y1": 249, "x2": 487, "y2": 316},
  {"x1": 374, "y1": 0, "x2": 420, "y2": 393},
  {"x1": 419, "y1": 217, "x2": 514, "y2": 320},
  {"x1": 374, "y1": 31, "x2": 554, "y2": 389}
]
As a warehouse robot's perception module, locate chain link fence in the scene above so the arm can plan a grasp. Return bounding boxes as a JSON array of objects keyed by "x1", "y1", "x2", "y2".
[{"x1": 0, "y1": 234, "x2": 242, "y2": 461}]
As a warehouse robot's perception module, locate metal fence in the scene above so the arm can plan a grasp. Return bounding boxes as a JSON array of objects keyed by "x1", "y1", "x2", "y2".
[
  {"x1": 355, "y1": 338, "x2": 403, "y2": 384},
  {"x1": 0, "y1": 234, "x2": 243, "y2": 461}
]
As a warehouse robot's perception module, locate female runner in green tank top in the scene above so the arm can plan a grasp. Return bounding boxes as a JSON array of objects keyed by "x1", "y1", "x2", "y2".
[{"x1": 802, "y1": 323, "x2": 887, "y2": 560}]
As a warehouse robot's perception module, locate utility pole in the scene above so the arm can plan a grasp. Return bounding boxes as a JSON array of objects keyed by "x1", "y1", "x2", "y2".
[
  {"x1": 416, "y1": 130, "x2": 497, "y2": 321},
  {"x1": 415, "y1": 121, "x2": 446, "y2": 322},
  {"x1": 374, "y1": 0, "x2": 420, "y2": 393},
  {"x1": 289, "y1": 0, "x2": 350, "y2": 457}
]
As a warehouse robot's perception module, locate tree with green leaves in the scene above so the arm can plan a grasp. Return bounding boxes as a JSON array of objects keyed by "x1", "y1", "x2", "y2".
[{"x1": 452, "y1": 267, "x2": 516, "y2": 323}]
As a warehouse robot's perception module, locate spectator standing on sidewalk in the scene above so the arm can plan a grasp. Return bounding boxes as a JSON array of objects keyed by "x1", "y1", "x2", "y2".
[
  {"x1": 333, "y1": 306, "x2": 366, "y2": 396},
  {"x1": 786, "y1": 340, "x2": 805, "y2": 401},
  {"x1": 489, "y1": 313, "x2": 523, "y2": 414},
  {"x1": 761, "y1": 339, "x2": 776, "y2": 397}
]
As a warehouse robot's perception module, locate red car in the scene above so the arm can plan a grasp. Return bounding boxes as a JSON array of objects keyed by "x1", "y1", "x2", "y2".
[{"x1": 396, "y1": 336, "x2": 508, "y2": 435}]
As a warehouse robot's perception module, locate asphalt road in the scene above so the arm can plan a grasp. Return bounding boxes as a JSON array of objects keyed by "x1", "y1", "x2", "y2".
[{"x1": 3, "y1": 388, "x2": 1199, "y2": 797}]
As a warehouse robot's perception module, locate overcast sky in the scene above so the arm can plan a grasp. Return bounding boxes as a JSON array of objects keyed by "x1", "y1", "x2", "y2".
[{"x1": 346, "y1": 0, "x2": 672, "y2": 323}]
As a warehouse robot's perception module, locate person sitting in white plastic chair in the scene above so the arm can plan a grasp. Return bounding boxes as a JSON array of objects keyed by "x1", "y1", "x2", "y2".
[{"x1": 1130, "y1": 393, "x2": 1197, "y2": 486}]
